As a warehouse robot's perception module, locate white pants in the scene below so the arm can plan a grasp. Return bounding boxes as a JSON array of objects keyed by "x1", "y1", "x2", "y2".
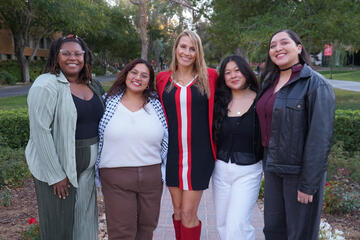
[{"x1": 212, "y1": 160, "x2": 262, "y2": 240}]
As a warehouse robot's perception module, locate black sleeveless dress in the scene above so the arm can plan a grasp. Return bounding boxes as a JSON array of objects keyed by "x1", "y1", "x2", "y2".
[{"x1": 162, "y1": 80, "x2": 214, "y2": 190}]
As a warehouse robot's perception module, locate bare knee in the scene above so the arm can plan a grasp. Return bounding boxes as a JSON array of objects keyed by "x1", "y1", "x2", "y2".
[
  {"x1": 181, "y1": 207, "x2": 198, "y2": 226},
  {"x1": 173, "y1": 205, "x2": 182, "y2": 220}
]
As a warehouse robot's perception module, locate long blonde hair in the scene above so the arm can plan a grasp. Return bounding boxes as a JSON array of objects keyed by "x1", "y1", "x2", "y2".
[{"x1": 168, "y1": 30, "x2": 210, "y2": 97}]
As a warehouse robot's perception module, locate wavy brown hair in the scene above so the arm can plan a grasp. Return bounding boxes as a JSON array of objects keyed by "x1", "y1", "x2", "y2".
[
  {"x1": 43, "y1": 34, "x2": 93, "y2": 83},
  {"x1": 168, "y1": 30, "x2": 210, "y2": 97},
  {"x1": 106, "y1": 58, "x2": 157, "y2": 103}
]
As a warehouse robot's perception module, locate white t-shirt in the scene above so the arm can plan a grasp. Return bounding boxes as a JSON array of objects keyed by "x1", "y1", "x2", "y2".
[{"x1": 99, "y1": 102, "x2": 164, "y2": 168}]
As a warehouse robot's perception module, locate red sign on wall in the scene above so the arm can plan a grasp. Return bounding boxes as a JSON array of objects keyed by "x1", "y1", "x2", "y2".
[{"x1": 324, "y1": 44, "x2": 333, "y2": 56}]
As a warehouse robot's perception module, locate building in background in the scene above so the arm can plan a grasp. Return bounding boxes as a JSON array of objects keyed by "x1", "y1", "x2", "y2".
[{"x1": 0, "y1": 24, "x2": 58, "y2": 61}]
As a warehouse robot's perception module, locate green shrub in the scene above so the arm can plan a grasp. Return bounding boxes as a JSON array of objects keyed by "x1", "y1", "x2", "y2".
[
  {"x1": 324, "y1": 141, "x2": 360, "y2": 215},
  {"x1": 0, "y1": 60, "x2": 21, "y2": 82},
  {"x1": 0, "y1": 145, "x2": 30, "y2": 187},
  {"x1": 328, "y1": 141, "x2": 360, "y2": 183},
  {"x1": 323, "y1": 177, "x2": 360, "y2": 214},
  {"x1": 29, "y1": 61, "x2": 45, "y2": 82},
  {"x1": 334, "y1": 109, "x2": 360, "y2": 154},
  {"x1": 0, "y1": 71, "x2": 17, "y2": 85},
  {"x1": 0, "y1": 109, "x2": 358, "y2": 152},
  {"x1": 92, "y1": 64, "x2": 106, "y2": 76},
  {"x1": 0, "y1": 186, "x2": 12, "y2": 207},
  {"x1": 0, "y1": 108, "x2": 29, "y2": 148},
  {"x1": 0, "y1": 109, "x2": 358, "y2": 153},
  {"x1": 0, "y1": 60, "x2": 45, "y2": 83}
]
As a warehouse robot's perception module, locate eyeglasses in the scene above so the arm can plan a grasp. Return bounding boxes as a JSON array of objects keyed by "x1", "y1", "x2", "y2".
[
  {"x1": 59, "y1": 49, "x2": 85, "y2": 58},
  {"x1": 129, "y1": 70, "x2": 149, "y2": 80}
]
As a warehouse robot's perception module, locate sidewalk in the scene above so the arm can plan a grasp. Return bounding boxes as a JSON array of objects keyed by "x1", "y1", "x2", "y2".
[
  {"x1": 153, "y1": 185, "x2": 265, "y2": 240},
  {"x1": 327, "y1": 79, "x2": 360, "y2": 92},
  {"x1": 0, "y1": 75, "x2": 116, "y2": 98}
]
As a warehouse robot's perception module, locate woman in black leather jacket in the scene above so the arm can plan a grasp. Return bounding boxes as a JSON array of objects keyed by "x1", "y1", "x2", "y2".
[
  {"x1": 256, "y1": 29, "x2": 335, "y2": 240},
  {"x1": 213, "y1": 55, "x2": 263, "y2": 240}
]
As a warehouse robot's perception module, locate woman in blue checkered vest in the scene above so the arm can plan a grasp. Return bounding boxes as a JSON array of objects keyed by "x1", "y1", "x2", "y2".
[{"x1": 95, "y1": 58, "x2": 168, "y2": 240}]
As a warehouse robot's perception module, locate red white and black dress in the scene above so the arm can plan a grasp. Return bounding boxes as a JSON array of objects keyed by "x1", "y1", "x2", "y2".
[{"x1": 156, "y1": 68, "x2": 218, "y2": 190}]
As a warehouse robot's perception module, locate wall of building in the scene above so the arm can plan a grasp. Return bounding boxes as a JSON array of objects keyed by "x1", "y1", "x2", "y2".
[{"x1": 0, "y1": 28, "x2": 54, "y2": 61}]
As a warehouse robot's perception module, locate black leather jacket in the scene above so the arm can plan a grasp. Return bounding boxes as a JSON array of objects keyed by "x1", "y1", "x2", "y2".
[{"x1": 259, "y1": 64, "x2": 335, "y2": 195}]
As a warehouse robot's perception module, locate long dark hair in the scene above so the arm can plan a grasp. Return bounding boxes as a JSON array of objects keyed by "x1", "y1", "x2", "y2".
[
  {"x1": 260, "y1": 29, "x2": 311, "y2": 84},
  {"x1": 43, "y1": 34, "x2": 93, "y2": 83},
  {"x1": 106, "y1": 58, "x2": 156, "y2": 103},
  {"x1": 213, "y1": 55, "x2": 260, "y2": 144}
]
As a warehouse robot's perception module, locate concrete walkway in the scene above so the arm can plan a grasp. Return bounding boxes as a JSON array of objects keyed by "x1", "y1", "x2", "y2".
[
  {"x1": 0, "y1": 75, "x2": 116, "y2": 98},
  {"x1": 153, "y1": 185, "x2": 265, "y2": 240},
  {"x1": 327, "y1": 79, "x2": 360, "y2": 92}
]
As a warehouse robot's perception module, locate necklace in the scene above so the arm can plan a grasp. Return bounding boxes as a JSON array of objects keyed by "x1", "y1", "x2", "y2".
[
  {"x1": 173, "y1": 74, "x2": 198, "y2": 86},
  {"x1": 229, "y1": 91, "x2": 255, "y2": 116},
  {"x1": 279, "y1": 62, "x2": 301, "y2": 71}
]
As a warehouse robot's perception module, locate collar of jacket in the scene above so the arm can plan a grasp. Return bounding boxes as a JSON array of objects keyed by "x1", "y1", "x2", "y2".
[
  {"x1": 293, "y1": 63, "x2": 312, "y2": 83},
  {"x1": 56, "y1": 71, "x2": 68, "y2": 83},
  {"x1": 260, "y1": 64, "x2": 312, "y2": 97}
]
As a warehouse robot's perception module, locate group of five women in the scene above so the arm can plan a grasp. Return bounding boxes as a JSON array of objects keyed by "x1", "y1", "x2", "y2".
[{"x1": 26, "y1": 29, "x2": 335, "y2": 240}]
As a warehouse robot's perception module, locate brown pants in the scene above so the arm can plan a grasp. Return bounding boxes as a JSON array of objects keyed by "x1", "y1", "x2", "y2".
[{"x1": 100, "y1": 164, "x2": 163, "y2": 240}]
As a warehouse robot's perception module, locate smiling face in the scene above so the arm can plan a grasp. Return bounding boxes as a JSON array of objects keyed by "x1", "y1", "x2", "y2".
[
  {"x1": 125, "y1": 63, "x2": 150, "y2": 94},
  {"x1": 269, "y1": 31, "x2": 302, "y2": 69},
  {"x1": 176, "y1": 36, "x2": 197, "y2": 68},
  {"x1": 57, "y1": 41, "x2": 84, "y2": 78},
  {"x1": 224, "y1": 61, "x2": 247, "y2": 90}
]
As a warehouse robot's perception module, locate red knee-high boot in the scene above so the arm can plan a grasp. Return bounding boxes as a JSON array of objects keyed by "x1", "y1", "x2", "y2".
[
  {"x1": 172, "y1": 214, "x2": 181, "y2": 240},
  {"x1": 180, "y1": 221, "x2": 201, "y2": 240}
]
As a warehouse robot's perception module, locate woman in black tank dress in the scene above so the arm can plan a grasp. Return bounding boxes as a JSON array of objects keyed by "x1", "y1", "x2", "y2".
[{"x1": 156, "y1": 30, "x2": 218, "y2": 240}]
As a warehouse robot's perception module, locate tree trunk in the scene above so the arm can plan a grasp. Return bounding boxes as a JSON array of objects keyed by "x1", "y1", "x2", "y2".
[
  {"x1": 13, "y1": 34, "x2": 31, "y2": 83},
  {"x1": 29, "y1": 37, "x2": 42, "y2": 62},
  {"x1": 235, "y1": 47, "x2": 249, "y2": 63},
  {"x1": 139, "y1": 0, "x2": 148, "y2": 60},
  {"x1": 21, "y1": 60, "x2": 31, "y2": 83},
  {"x1": 148, "y1": 25, "x2": 153, "y2": 63}
]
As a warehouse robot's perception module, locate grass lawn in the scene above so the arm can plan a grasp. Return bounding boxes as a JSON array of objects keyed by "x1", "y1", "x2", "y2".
[
  {"x1": 322, "y1": 70, "x2": 360, "y2": 82},
  {"x1": 101, "y1": 80, "x2": 114, "y2": 91},
  {"x1": 1, "y1": 86, "x2": 359, "y2": 111},
  {"x1": 334, "y1": 89, "x2": 360, "y2": 110},
  {"x1": 0, "y1": 95, "x2": 28, "y2": 110}
]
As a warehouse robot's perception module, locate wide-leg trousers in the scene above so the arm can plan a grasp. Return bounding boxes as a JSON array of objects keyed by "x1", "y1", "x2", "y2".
[
  {"x1": 212, "y1": 160, "x2": 263, "y2": 240},
  {"x1": 100, "y1": 164, "x2": 163, "y2": 240},
  {"x1": 34, "y1": 137, "x2": 99, "y2": 240},
  {"x1": 263, "y1": 170, "x2": 326, "y2": 240}
]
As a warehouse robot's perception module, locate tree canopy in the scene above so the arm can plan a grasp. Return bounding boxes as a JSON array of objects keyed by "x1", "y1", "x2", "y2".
[
  {"x1": 0, "y1": 0, "x2": 107, "y2": 82},
  {"x1": 1, "y1": 0, "x2": 359, "y2": 82},
  {"x1": 208, "y1": 0, "x2": 360, "y2": 62}
]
